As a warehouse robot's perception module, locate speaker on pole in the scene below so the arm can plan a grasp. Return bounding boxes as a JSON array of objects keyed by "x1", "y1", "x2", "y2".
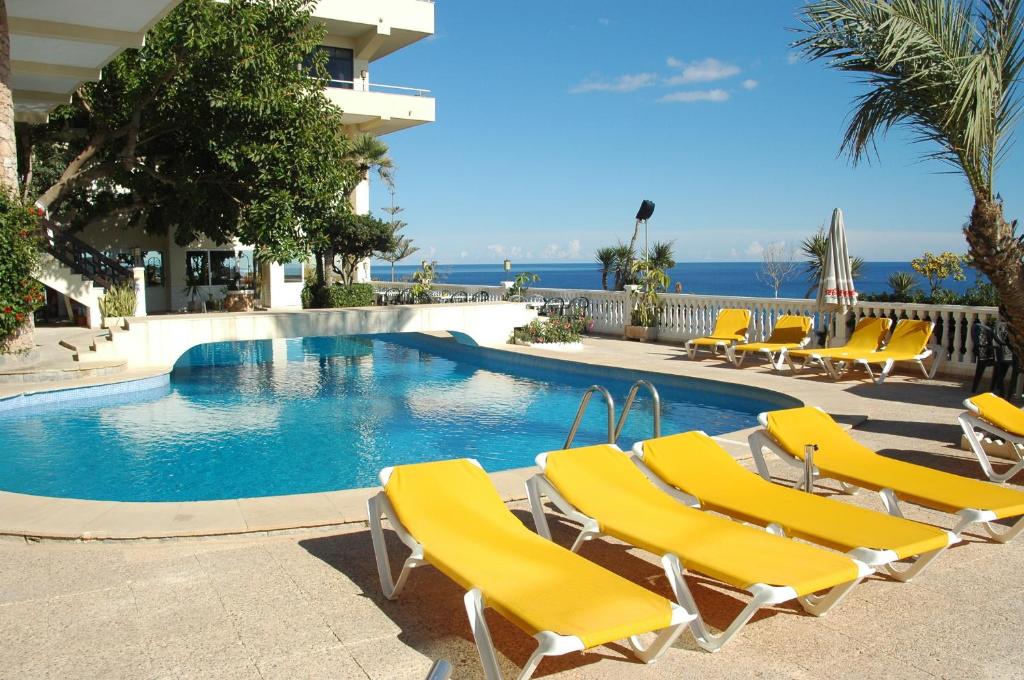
[{"x1": 635, "y1": 199, "x2": 655, "y2": 222}]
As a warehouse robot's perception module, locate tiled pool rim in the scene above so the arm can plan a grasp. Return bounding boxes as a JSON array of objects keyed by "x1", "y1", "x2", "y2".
[{"x1": 0, "y1": 337, "x2": 838, "y2": 541}]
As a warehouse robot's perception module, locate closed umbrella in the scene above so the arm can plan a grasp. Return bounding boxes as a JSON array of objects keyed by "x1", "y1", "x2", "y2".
[{"x1": 817, "y1": 208, "x2": 858, "y2": 345}]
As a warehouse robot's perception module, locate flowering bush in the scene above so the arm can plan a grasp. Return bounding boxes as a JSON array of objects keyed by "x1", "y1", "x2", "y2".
[
  {"x1": 512, "y1": 315, "x2": 586, "y2": 345},
  {"x1": 0, "y1": 195, "x2": 44, "y2": 351}
]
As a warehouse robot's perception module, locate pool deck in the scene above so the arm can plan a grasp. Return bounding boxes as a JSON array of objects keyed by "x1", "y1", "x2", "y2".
[{"x1": 2, "y1": 335, "x2": 1023, "y2": 678}]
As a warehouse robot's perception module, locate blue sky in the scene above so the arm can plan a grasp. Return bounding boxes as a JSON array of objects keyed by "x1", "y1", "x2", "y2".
[{"x1": 369, "y1": 0, "x2": 1022, "y2": 264}]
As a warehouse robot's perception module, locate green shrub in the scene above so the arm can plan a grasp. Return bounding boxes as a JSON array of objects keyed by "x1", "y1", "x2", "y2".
[
  {"x1": 512, "y1": 315, "x2": 586, "y2": 344},
  {"x1": 98, "y1": 283, "x2": 138, "y2": 317},
  {"x1": 0, "y1": 195, "x2": 45, "y2": 350},
  {"x1": 302, "y1": 282, "x2": 374, "y2": 308}
]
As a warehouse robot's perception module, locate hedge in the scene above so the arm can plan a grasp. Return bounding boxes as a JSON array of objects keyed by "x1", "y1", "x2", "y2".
[
  {"x1": 301, "y1": 282, "x2": 374, "y2": 309},
  {"x1": 0, "y1": 194, "x2": 44, "y2": 350}
]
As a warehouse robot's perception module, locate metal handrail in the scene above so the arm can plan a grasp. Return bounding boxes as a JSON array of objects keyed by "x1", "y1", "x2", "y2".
[
  {"x1": 613, "y1": 380, "x2": 662, "y2": 441},
  {"x1": 325, "y1": 79, "x2": 431, "y2": 96},
  {"x1": 38, "y1": 219, "x2": 134, "y2": 290},
  {"x1": 564, "y1": 385, "x2": 615, "y2": 449}
]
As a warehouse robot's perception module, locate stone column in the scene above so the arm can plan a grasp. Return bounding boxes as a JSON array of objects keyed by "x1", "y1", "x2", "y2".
[
  {"x1": 0, "y1": 1, "x2": 19, "y2": 193},
  {"x1": 133, "y1": 266, "x2": 147, "y2": 317}
]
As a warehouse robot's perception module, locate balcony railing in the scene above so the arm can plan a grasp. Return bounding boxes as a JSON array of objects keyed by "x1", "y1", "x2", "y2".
[
  {"x1": 327, "y1": 80, "x2": 431, "y2": 96},
  {"x1": 371, "y1": 280, "x2": 1004, "y2": 379}
]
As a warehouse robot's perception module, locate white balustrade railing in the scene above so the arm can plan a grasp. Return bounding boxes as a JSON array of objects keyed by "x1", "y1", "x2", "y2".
[{"x1": 372, "y1": 280, "x2": 1000, "y2": 378}]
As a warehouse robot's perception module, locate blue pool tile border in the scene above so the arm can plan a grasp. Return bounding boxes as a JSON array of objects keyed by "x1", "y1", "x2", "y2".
[{"x1": 0, "y1": 373, "x2": 171, "y2": 415}]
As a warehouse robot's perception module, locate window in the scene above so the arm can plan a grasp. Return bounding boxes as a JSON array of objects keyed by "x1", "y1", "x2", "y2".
[
  {"x1": 283, "y1": 260, "x2": 304, "y2": 283},
  {"x1": 305, "y1": 45, "x2": 354, "y2": 88},
  {"x1": 210, "y1": 251, "x2": 238, "y2": 286},
  {"x1": 143, "y1": 251, "x2": 164, "y2": 286},
  {"x1": 185, "y1": 251, "x2": 210, "y2": 286}
]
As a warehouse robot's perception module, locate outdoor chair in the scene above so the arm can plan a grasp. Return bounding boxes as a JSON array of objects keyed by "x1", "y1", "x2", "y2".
[
  {"x1": 544, "y1": 297, "x2": 566, "y2": 317},
  {"x1": 384, "y1": 289, "x2": 400, "y2": 306},
  {"x1": 684, "y1": 308, "x2": 752, "y2": 359},
  {"x1": 959, "y1": 392, "x2": 1024, "y2": 483},
  {"x1": 724, "y1": 314, "x2": 813, "y2": 369},
  {"x1": 817, "y1": 319, "x2": 939, "y2": 384},
  {"x1": 786, "y1": 317, "x2": 891, "y2": 374},
  {"x1": 398, "y1": 290, "x2": 415, "y2": 305},
  {"x1": 507, "y1": 294, "x2": 524, "y2": 303},
  {"x1": 632, "y1": 431, "x2": 953, "y2": 582},
  {"x1": 471, "y1": 290, "x2": 490, "y2": 302},
  {"x1": 749, "y1": 406, "x2": 1024, "y2": 543},
  {"x1": 526, "y1": 444, "x2": 869, "y2": 652},
  {"x1": 367, "y1": 459, "x2": 692, "y2": 680},
  {"x1": 449, "y1": 291, "x2": 468, "y2": 303},
  {"x1": 567, "y1": 297, "x2": 590, "y2": 317},
  {"x1": 526, "y1": 294, "x2": 546, "y2": 312}
]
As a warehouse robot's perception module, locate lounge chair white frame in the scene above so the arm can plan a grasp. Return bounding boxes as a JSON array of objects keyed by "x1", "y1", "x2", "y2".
[
  {"x1": 685, "y1": 335, "x2": 746, "y2": 361},
  {"x1": 368, "y1": 462, "x2": 692, "y2": 680},
  {"x1": 958, "y1": 398, "x2": 1024, "y2": 483},
  {"x1": 525, "y1": 450, "x2": 870, "y2": 653},
  {"x1": 819, "y1": 345, "x2": 941, "y2": 384},
  {"x1": 629, "y1": 438, "x2": 953, "y2": 582},
  {"x1": 748, "y1": 410, "x2": 1024, "y2": 544},
  {"x1": 725, "y1": 334, "x2": 812, "y2": 370}
]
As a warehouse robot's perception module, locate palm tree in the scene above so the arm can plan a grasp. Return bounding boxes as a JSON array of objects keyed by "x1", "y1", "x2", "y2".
[
  {"x1": 645, "y1": 241, "x2": 676, "y2": 271},
  {"x1": 801, "y1": 226, "x2": 865, "y2": 297},
  {"x1": 595, "y1": 247, "x2": 616, "y2": 290},
  {"x1": 380, "y1": 238, "x2": 419, "y2": 282},
  {"x1": 611, "y1": 243, "x2": 635, "y2": 291},
  {"x1": 796, "y1": 0, "x2": 1024, "y2": 356},
  {"x1": 888, "y1": 271, "x2": 920, "y2": 300},
  {"x1": 344, "y1": 133, "x2": 394, "y2": 187}
]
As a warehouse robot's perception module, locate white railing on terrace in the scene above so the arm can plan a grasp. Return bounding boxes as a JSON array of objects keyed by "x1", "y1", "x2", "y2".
[
  {"x1": 327, "y1": 80, "x2": 431, "y2": 96},
  {"x1": 372, "y1": 280, "x2": 1002, "y2": 378}
]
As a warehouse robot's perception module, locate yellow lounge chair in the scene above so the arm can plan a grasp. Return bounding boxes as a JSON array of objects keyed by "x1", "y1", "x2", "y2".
[
  {"x1": 819, "y1": 319, "x2": 940, "y2": 384},
  {"x1": 959, "y1": 392, "x2": 1024, "y2": 483},
  {"x1": 631, "y1": 431, "x2": 955, "y2": 582},
  {"x1": 724, "y1": 314, "x2": 813, "y2": 369},
  {"x1": 749, "y1": 406, "x2": 1024, "y2": 543},
  {"x1": 367, "y1": 459, "x2": 692, "y2": 680},
  {"x1": 525, "y1": 445, "x2": 870, "y2": 652},
  {"x1": 685, "y1": 308, "x2": 752, "y2": 359},
  {"x1": 786, "y1": 316, "x2": 891, "y2": 374}
]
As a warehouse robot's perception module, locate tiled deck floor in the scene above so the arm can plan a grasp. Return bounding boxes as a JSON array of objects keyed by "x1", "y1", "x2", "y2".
[{"x1": 1, "y1": 336, "x2": 1022, "y2": 678}]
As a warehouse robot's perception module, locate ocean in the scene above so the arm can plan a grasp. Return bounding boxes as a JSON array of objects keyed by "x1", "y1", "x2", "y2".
[{"x1": 379, "y1": 261, "x2": 982, "y2": 299}]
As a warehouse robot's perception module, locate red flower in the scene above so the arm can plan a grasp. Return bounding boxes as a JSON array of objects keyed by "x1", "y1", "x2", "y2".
[
  {"x1": 15, "y1": 313, "x2": 24, "y2": 321},
  {"x1": 3, "y1": 306, "x2": 11, "y2": 313}
]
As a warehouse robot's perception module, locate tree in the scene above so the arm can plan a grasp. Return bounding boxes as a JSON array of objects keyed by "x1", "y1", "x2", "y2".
[
  {"x1": 801, "y1": 225, "x2": 865, "y2": 297},
  {"x1": 319, "y1": 212, "x2": 396, "y2": 285},
  {"x1": 757, "y1": 242, "x2": 800, "y2": 298},
  {"x1": 645, "y1": 240, "x2": 677, "y2": 272},
  {"x1": 380, "y1": 238, "x2": 419, "y2": 282},
  {"x1": 17, "y1": 0, "x2": 358, "y2": 263},
  {"x1": 911, "y1": 251, "x2": 967, "y2": 296},
  {"x1": 611, "y1": 243, "x2": 635, "y2": 291},
  {"x1": 887, "y1": 271, "x2": 920, "y2": 299},
  {"x1": 796, "y1": 0, "x2": 1024, "y2": 357},
  {"x1": 595, "y1": 247, "x2": 616, "y2": 290},
  {"x1": 344, "y1": 133, "x2": 394, "y2": 190},
  {"x1": 377, "y1": 183, "x2": 417, "y2": 282}
]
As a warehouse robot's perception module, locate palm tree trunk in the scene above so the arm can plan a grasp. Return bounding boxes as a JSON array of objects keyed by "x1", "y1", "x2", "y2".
[
  {"x1": 0, "y1": 0, "x2": 19, "y2": 194},
  {"x1": 600, "y1": 270, "x2": 608, "y2": 290},
  {"x1": 965, "y1": 198, "x2": 1024, "y2": 360}
]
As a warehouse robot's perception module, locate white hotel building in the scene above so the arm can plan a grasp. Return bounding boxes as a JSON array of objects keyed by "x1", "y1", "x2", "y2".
[{"x1": 11, "y1": 0, "x2": 435, "y2": 325}]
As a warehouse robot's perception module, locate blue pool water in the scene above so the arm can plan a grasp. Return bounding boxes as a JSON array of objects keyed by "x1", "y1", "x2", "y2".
[{"x1": 0, "y1": 334, "x2": 796, "y2": 501}]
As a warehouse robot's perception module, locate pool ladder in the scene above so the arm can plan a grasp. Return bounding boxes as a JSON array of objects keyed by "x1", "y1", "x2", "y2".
[{"x1": 563, "y1": 380, "x2": 662, "y2": 448}]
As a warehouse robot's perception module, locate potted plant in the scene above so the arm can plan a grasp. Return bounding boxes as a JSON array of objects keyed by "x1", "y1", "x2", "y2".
[
  {"x1": 98, "y1": 282, "x2": 138, "y2": 330},
  {"x1": 505, "y1": 271, "x2": 539, "y2": 300},
  {"x1": 624, "y1": 259, "x2": 668, "y2": 342},
  {"x1": 183, "y1": 278, "x2": 204, "y2": 312}
]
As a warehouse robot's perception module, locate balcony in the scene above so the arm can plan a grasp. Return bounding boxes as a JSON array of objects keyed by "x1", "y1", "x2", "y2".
[
  {"x1": 312, "y1": 0, "x2": 434, "y2": 62},
  {"x1": 324, "y1": 81, "x2": 435, "y2": 135}
]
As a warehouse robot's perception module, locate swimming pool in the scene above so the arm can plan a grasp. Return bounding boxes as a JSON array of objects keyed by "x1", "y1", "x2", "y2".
[{"x1": 0, "y1": 334, "x2": 797, "y2": 501}]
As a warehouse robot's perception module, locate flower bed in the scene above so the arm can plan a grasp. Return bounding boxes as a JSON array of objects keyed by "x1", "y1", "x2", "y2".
[{"x1": 511, "y1": 315, "x2": 587, "y2": 346}]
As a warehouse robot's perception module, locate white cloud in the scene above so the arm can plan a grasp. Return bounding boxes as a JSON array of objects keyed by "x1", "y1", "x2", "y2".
[
  {"x1": 741, "y1": 78, "x2": 759, "y2": 90},
  {"x1": 787, "y1": 52, "x2": 800, "y2": 65},
  {"x1": 486, "y1": 244, "x2": 505, "y2": 256},
  {"x1": 570, "y1": 72, "x2": 658, "y2": 94},
  {"x1": 539, "y1": 239, "x2": 583, "y2": 260},
  {"x1": 746, "y1": 241, "x2": 765, "y2": 257},
  {"x1": 458, "y1": 250, "x2": 469, "y2": 259},
  {"x1": 664, "y1": 57, "x2": 741, "y2": 85},
  {"x1": 597, "y1": 17, "x2": 610, "y2": 26},
  {"x1": 658, "y1": 89, "x2": 730, "y2": 103}
]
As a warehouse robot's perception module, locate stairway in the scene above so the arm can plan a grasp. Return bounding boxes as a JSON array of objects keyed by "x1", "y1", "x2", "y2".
[
  {"x1": 35, "y1": 220, "x2": 135, "y2": 329},
  {"x1": 0, "y1": 326, "x2": 127, "y2": 385}
]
